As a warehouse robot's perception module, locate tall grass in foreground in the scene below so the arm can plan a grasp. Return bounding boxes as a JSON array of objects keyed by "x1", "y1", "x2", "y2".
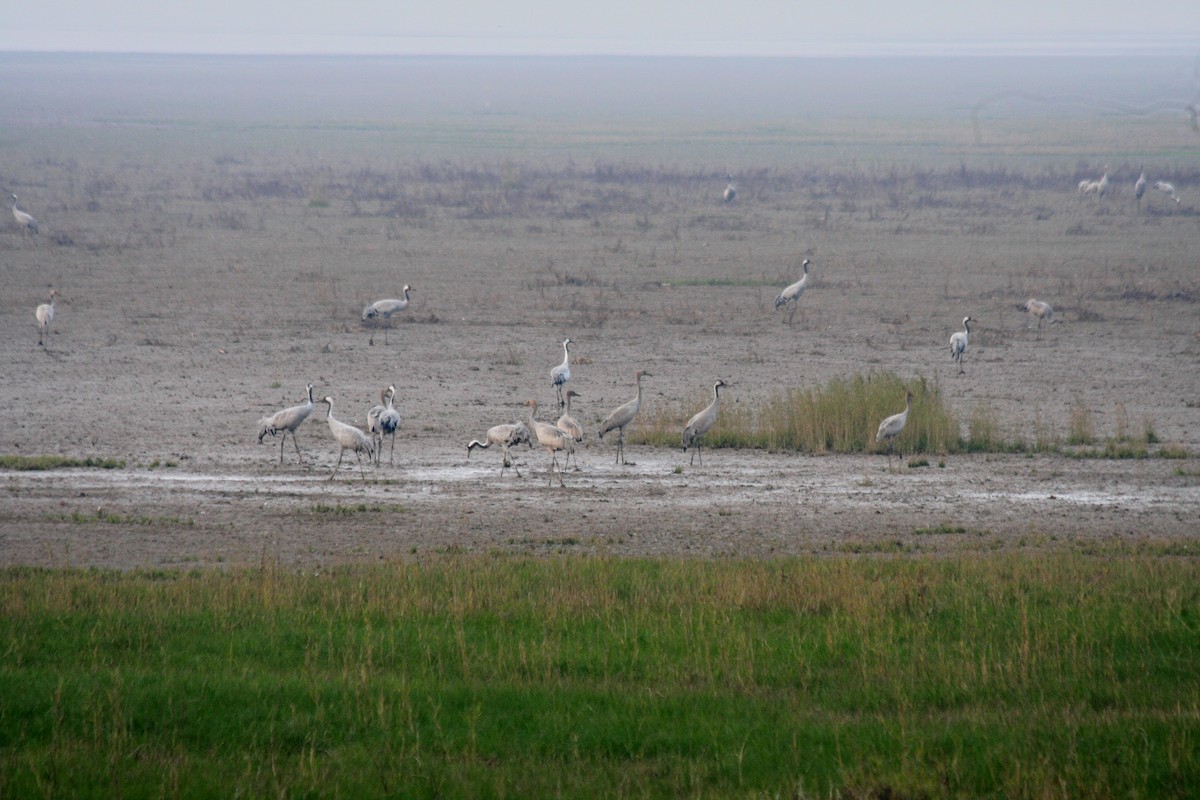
[{"x1": 2, "y1": 554, "x2": 1198, "y2": 798}]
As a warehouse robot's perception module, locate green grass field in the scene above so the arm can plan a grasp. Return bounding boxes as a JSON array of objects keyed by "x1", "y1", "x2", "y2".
[{"x1": 3, "y1": 553, "x2": 1198, "y2": 798}]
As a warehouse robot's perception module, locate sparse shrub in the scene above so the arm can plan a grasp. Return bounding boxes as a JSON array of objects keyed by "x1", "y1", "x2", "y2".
[
  {"x1": 966, "y1": 402, "x2": 1001, "y2": 452},
  {"x1": 1067, "y1": 400, "x2": 1095, "y2": 445}
]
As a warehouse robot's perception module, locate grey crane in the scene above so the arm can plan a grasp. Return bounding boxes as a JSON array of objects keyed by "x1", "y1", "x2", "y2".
[
  {"x1": 550, "y1": 337, "x2": 573, "y2": 409},
  {"x1": 1020, "y1": 299, "x2": 1060, "y2": 339},
  {"x1": 1135, "y1": 168, "x2": 1147, "y2": 210},
  {"x1": 723, "y1": 175, "x2": 736, "y2": 203},
  {"x1": 257, "y1": 383, "x2": 316, "y2": 464},
  {"x1": 366, "y1": 385, "x2": 401, "y2": 465},
  {"x1": 875, "y1": 390, "x2": 913, "y2": 469},
  {"x1": 35, "y1": 289, "x2": 57, "y2": 347},
  {"x1": 597, "y1": 370, "x2": 651, "y2": 465},
  {"x1": 362, "y1": 285, "x2": 412, "y2": 344},
  {"x1": 1154, "y1": 181, "x2": 1181, "y2": 205},
  {"x1": 682, "y1": 379, "x2": 727, "y2": 466},
  {"x1": 556, "y1": 389, "x2": 584, "y2": 470},
  {"x1": 467, "y1": 420, "x2": 533, "y2": 477},
  {"x1": 526, "y1": 399, "x2": 575, "y2": 487},
  {"x1": 774, "y1": 258, "x2": 811, "y2": 325},
  {"x1": 950, "y1": 316, "x2": 972, "y2": 375},
  {"x1": 320, "y1": 395, "x2": 375, "y2": 480},
  {"x1": 10, "y1": 193, "x2": 38, "y2": 238}
]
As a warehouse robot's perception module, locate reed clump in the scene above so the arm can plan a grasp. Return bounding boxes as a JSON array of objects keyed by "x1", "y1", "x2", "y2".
[{"x1": 633, "y1": 372, "x2": 958, "y2": 455}]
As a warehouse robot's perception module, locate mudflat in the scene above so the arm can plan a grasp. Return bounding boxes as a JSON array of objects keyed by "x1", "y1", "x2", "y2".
[{"x1": 1, "y1": 54, "x2": 1197, "y2": 568}]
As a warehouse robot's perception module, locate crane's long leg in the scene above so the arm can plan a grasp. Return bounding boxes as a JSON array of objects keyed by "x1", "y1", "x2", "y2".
[
  {"x1": 356, "y1": 451, "x2": 366, "y2": 480},
  {"x1": 290, "y1": 432, "x2": 303, "y2": 464},
  {"x1": 330, "y1": 450, "x2": 345, "y2": 480},
  {"x1": 616, "y1": 431, "x2": 624, "y2": 465},
  {"x1": 388, "y1": 434, "x2": 395, "y2": 465},
  {"x1": 279, "y1": 436, "x2": 286, "y2": 464}
]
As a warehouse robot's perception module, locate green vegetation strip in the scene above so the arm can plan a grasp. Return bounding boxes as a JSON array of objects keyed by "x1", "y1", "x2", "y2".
[
  {"x1": 0, "y1": 455, "x2": 125, "y2": 471},
  {"x1": 2, "y1": 555, "x2": 1198, "y2": 798},
  {"x1": 633, "y1": 371, "x2": 1190, "y2": 458}
]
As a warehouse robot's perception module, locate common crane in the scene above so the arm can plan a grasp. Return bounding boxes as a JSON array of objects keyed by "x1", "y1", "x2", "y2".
[
  {"x1": 35, "y1": 289, "x2": 57, "y2": 347},
  {"x1": 10, "y1": 194, "x2": 38, "y2": 238},
  {"x1": 366, "y1": 385, "x2": 401, "y2": 465},
  {"x1": 525, "y1": 399, "x2": 574, "y2": 487},
  {"x1": 597, "y1": 370, "x2": 651, "y2": 465},
  {"x1": 1154, "y1": 181, "x2": 1181, "y2": 204},
  {"x1": 257, "y1": 383, "x2": 316, "y2": 464},
  {"x1": 362, "y1": 285, "x2": 412, "y2": 344},
  {"x1": 320, "y1": 395, "x2": 375, "y2": 480},
  {"x1": 467, "y1": 421, "x2": 532, "y2": 477},
  {"x1": 774, "y1": 258, "x2": 811, "y2": 325},
  {"x1": 875, "y1": 391, "x2": 913, "y2": 469},
  {"x1": 550, "y1": 338, "x2": 573, "y2": 409},
  {"x1": 682, "y1": 379, "x2": 727, "y2": 466},
  {"x1": 1020, "y1": 299, "x2": 1060, "y2": 339},
  {"x1": 556, "y1": 389, "x2": 584, "y2": 470},
  {"x1": 950, "y1": 316, "x2": 972, "y2": 375}
]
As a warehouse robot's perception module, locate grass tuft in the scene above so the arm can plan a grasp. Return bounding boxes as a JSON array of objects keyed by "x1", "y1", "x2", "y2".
[{"x1": 0, "y1": 454, "x2": 126, "y2": 471}]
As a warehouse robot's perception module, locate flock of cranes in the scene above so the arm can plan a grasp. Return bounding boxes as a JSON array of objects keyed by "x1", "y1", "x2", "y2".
[
  {"x1": 256, "y1": 270, "x2": 1066, "y2": 482},
  {"x1": 6, "y1": 166, "x2": 1174, "y2": 481},
  {"x1": 1080, "y1": 167, "x2": 1183, "y2": 208}
]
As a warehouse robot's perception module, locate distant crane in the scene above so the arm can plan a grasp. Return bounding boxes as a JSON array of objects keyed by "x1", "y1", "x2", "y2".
[
  {"x1": 467, "y1": 421, "x2": 532, "y2": 477},
  {"x1": 1020, "y1": 299, "x2": 1060, "y2": 339},
  {"x1": 774, "y1": 258, "x2": 811, "y2": 325},
  {"x1": 1077, "y1": 170, "x2": 1109, "y2": 197},
  {"x1": 525, "y1": 399, "x2": 574, "y2": 487},
  {"x1": 320, "y1": 395, "x2": 374, "y2": 480},
  {"x1": 10, "y1": 193, "x2": 38, "y2": 238},
  {"x1": 1154, "y1": 181, "x2": 1181, "y2": 205},
  {"x1": 35, "y1": 289, "x2": 57, "y2": 347},
  {"x1": 950, "y1": 316, "x2": 972, "y2": 375},
  {"x1": 366, "y1": 385, "x2": 401, "y2": 465},
  {"x1": 257, "y1": 383, "x2": 316, "y2": 464},
  {"x1": 550, "y1": 338, "x2": 573, "y2": 409},
  {"x1": 723, "y1": 175, "x2": 736, "y2": 203},
  {"x1": 682, "y1": 379, "x2": 727, "y2": 466},
  {"x1": 1135, "y1": 168, "x2": 1147, "y2": 210},
  {"x1": 362, "y1": 285, "x2": 412, "y2": 345},
  {"x1": 556, "y1": 389, "x2": 584, "y2": 470},
  {"x1": 598, "y1": 370, "x2": 651, "y2": 465},
  {"x1": 875, "y1": 390, "x2": 913, "y2": 469}
]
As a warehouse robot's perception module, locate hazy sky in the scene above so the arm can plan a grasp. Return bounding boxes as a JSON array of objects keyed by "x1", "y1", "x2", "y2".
[{"x1": 1, "y1": 0, "x2": 1197, "y2": 56}]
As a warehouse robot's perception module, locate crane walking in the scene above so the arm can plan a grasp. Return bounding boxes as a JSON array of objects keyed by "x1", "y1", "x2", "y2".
[
  {"x1": 598, "y1": 370, "x2": 651, "y2": 465},
  {"x1": 257, "y1": 383, "x2": 316, "y2": 464},
  {"x1": 1020, "y1": 299, "x2": 1060, "y2": 339},
  {"x1": 362, "y1": 285, "x2": 412, "y2": 344},
  {"x1": 682, "y1": 379, "x2": 727, "y2": 466},
  {"x1": 10, "y1": 193, "x2": 38, "y2": 238},
  {"x1": 525, "y1": 400, "x2": 574, "y2": 487},
  {"x1": 321, "y1": 396, "x2": 375, "y2": 480},
  {"x1": 774, "y1": 259, "x2": 811, "y2": 325},
  {"x1": 467, "y1": 421, "x2": 532, "y2": 477}
]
